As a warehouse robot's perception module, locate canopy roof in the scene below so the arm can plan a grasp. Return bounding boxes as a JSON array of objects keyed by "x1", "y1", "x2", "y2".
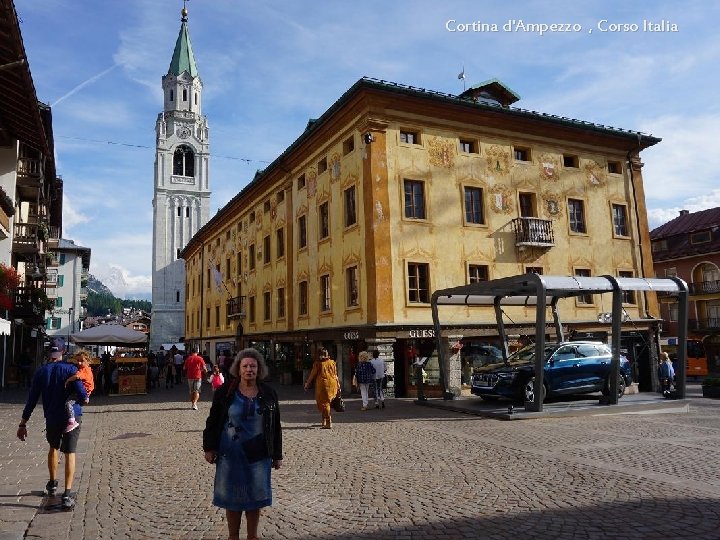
[{"x1": 70, "y1": 324, "x2": 148, "y2": 347}]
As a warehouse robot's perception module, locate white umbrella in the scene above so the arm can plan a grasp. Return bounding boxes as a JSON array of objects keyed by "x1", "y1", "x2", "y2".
[{"x1": 70, "y1": 324, "x2": 148, "y2": 347}]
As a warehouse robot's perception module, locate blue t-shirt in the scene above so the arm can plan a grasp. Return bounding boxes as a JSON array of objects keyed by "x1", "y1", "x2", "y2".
[
  {"x1": 355, "y1": 362, "x2": 376, "y2": 384},
  {"x1": 22, "y1": 361, "x2": 88, "y2": 428}
]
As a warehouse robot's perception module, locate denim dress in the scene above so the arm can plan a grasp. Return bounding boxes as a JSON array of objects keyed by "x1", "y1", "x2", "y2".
[{"x1": 213, "y1": 391, "x2": 272, "y2": 511}]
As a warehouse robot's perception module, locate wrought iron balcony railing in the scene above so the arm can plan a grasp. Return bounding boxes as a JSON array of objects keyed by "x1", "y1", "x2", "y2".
[
  {"x1": 688, "y1": 318, "x2": 720, "y2": 331},
  {"x1": 511, "y1": 217, "x2": 555, "y2": 247},
  {"x1": 688, "y1": 280, "x2": 720, "y2": 296},
  {"x1": 227, "y1": 296, "x2": 246, "y2": 318}
]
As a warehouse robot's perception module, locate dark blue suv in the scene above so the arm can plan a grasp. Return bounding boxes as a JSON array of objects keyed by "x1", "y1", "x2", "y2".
[{"x1": 471, "y1": 341, "x2": 632, "y2": 403}]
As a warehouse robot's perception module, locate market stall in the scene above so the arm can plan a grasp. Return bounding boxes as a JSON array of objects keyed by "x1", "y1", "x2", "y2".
[{"x1": 70, "y1": 324, "x2": 149, "y2": 395}]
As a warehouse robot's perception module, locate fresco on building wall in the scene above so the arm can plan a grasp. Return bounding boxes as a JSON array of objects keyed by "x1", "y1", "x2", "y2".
[{"x1": 427, "y1": 138, "x2": 454, "y2": 168}]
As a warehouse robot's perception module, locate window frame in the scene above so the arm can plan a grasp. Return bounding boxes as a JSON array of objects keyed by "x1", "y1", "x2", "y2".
[
  {"x1": 263, "y1": 235, "x2": 271, "y2": 265},
  {"x1": 399, "y1": 129, "x2": 421, "y2": 145},
  {"x1": 320, "y1": 274, "x2": 332, "y2": 312},
  {"x1": 513, "y1": 146, "x2": 531, "y2": 162},
  {"x1": 459, "y1": 138, "x2": 478, "y2": 154},
  {"x1": 276, "y1": 228, "x2": 285, "y2": 259},
  {"x1": 344, "y1": 185, "x2": 357, "y2": 228},
  {"x1": 319, "y1": 201, "x2": 330, "y2": 240},
  {"x1": 467, "y1": 264, "x2": 488, "y2": 284},
  {"x1": 248, "y1": 244, "x2": 256, "y2": 271},
  {"x1": 277, "y1": 287, "x2": 286, "y2": 319},
  {"x1": 342, "y1": 135, "x2": 355, "y2": 155},
  {"x1": 618, "y1": 270, "x2": 636, "y2": 305},
  {"x1": 317, "y1": 157, "x2": 328, "y2": 174},
  {"x1": 463, "y1": 186, "x2": 485, "y2": 225},
  {"x1": 568, "y1": 198, "x2": 587, "y2": 234},
  {"x1": 573, "y1": 268, "x2": 594, "y2": 305},
  {"x1": 346, "y1": 265, "x2": 359, "y2": 307},
  {"x1": 407, "y1": 262, "x2": 430, "y2": 304},
  {"x1": 298, "y1": 215, "x2": 307, "y2": 249},
  {"x1": 611, "y1": 203, "x2": 629, "y2": 238},
  {"x1": 263, "y1": 290, "x2": 272, "y2": 322},
  {"x1": 403, "y1": 179, "x2": 426, "y2": 220},
  {"x1": 298, "y1": 281, "x2": 309, "y2": 316}
]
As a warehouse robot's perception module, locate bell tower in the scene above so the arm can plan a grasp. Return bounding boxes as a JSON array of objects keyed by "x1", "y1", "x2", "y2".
[{"x1": 150, "y1": 6, "x2": 210, "y2": 352}]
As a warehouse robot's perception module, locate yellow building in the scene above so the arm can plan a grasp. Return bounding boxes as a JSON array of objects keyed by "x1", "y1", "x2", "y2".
[{"x1": 181, "y1": 78, "x2": 661, "y2": 396}]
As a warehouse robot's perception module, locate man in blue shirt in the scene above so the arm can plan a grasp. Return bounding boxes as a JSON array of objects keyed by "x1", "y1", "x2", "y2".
[{"x1": 16, "y1": 338, "x2": 88, "y2": 510}]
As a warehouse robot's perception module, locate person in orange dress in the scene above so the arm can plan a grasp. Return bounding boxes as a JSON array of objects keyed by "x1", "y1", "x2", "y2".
[
  {"x1": 303, "y1": 348, "x2": 339, "y2": 429},
  {"x1": 64, "y1": 349, "x2": 95, "y2": 433}
]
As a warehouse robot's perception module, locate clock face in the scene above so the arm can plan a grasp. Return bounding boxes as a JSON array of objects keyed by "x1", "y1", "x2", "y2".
[{"x1": 177, "y1": 126, "x2": 191, "y2": 139}]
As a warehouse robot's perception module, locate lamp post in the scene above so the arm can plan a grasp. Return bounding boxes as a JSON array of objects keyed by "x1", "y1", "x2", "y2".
[{"x1": 68, "y1": 307, "x2": 74, "y2": 349}]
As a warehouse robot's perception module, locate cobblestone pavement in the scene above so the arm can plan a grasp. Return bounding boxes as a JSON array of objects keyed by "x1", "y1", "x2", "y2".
[{"x1": 2, "y1": 381, "x2": 720, "y2": 540}]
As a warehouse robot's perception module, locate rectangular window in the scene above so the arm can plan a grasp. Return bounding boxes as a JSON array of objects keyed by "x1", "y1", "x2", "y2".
[
  {"x1": 263, "y1": 235, "x2": 271, "y2": 264},
  {"x1": 319, "y1": 201, "x2": 330, "y2": 239},
  {"x1": 519, "y1": 192, "x2": 536, "y2": 217},
  {"x1": 207, "y1": 268, "x2": 211, "y2": 289},
  {"x1": 514, "y1": 147, "x2": 531, "y2": 162},
  {"x1": 298, "y1": 215, "x2": 307, "y2": 248},
  {"x1": 563, "y1": 154, "x2": 579, "y2": 168},
  {"x1": 607, "y1": 161, "x2": 622, "y2": 174},
  {"x1": 186, "y1": 207, "x2": 190, "y2": 218},
  {"x1": 276, "y1": 228, "x2": 285, "y2": 258},
  {"x1": 215, "y1": 306, "x2": 220, "y2": 328},
  {"x1": 526, "y1": 266, "x2": 543, "y2": 275},
  {"x1": 400, "y1": 130, "x2": 420, "y2": 145},
  {"x1": 297, "y1": 174, "x2": 306, "y2": 190},
  {"x1": 691, "y1": 231, "x2": 711, "y2": 244},
  {"x1": 249, "y1": 244, "x2": 256, "y2": 270},
  {"x1": 54, "y1": 296, "x2": 62, "y2": 308},
  {"x1": 57, "y1": 275, "x2": 65, "y2": 287},
  {"x1": 619, "y1": 270, "x2": 636, "y2": 304},
  {"x1": 612, "y1": 204, "x2": 629, "y2": 237},
  {"x1": 320, "y1": 274, "x2": 331, "y2": 311},
  {"x1": 344, "y1": 186, "x2": 357, "y2": 227},
  {"x1": 459, "y1": 139, "x2": 478, "y2": 154},
  {"x1": 263, "y1": 200, "x2": 271, "y2": 213},
  {"x1": 236, "y1": 252, "x2": 242, "y2": 277},
  {"x1": 665, "y1": 267, "x2": 677, "y2": 278},
  {"x1": 575, "y1": 269, "x2": 593, "y2": 304},
  {"x1": 343, "y1": 136, "x2": 355, "y2": 155},
  {"x1": 249, "y1": 211, "x2": 255, "y2": 223},
  {"x1": 263, "y1": 291, "x2": 271, "y2": 321},
  {"x1": 652, "y1": 239, "x2": 668, "y2": 253},
  {"x1": 404, "y1": 180, "x2": 426, "y2": 219},
  {"x1": 407, "y1": 263, "x2": 430, "y2": 303},
  {"x1": 464, "y1": 187, "x2": 484, "y2": 224},
  {"x1": 568, "y1": 199, "x2": 586, "y2": 233},
  {"x1": 177, "y1": 207, "x2": 182, "y2": 217},
  {"x1": 318, "y1": 157, "x2": 328, "y2": 174},
  {"x1": 669, "y1": 302, "x2": 678, "y2": 322},
  {"x1": 46, "y1": 317, "x2": 62, "y2": 330},
  {"x1": 277, "y1": 190, "x2": 285, "y2": 203},
  {"x1": 59, "y1": 254, "x2": 66, "y2": 265},
  {"x1": 299, "y1": 281, "x2": 308, "y2": 316},
  {"x1": 277, "y1": 287, "x2": 285, "y2": 319},
  {"x1": 225, "y1": 257, "x2": 231, "y2": 279},
  {"x1": 346, "y1": 266, "x2": 359, "y2": 307},
  {"x1": 468, "y1": 264, "x2": 488, "y2": 284},
  {"x1": 249, "y1": 296, "x2": 256, "y2": 323},
  {"x1": 206, "y1": 307, "x2": 210, "y2": 328}
]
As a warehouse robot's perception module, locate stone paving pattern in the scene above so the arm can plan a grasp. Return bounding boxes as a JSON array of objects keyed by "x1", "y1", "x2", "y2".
[{"x1": 1, "y1": 382, "x2": 720, "y2": 539}]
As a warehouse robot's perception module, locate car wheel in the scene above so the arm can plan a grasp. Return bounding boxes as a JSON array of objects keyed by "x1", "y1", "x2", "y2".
[
  {"x1": 522, "y1": 377, "x2": 547, "y2": 403},
  {"x1": 603, "y1": 375, "x2": 627, "y2": 398}
]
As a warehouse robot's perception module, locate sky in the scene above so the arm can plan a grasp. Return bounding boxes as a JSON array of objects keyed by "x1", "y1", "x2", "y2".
[{"x1": 14, "y1": 0, "x2": 720, "y2": 299}]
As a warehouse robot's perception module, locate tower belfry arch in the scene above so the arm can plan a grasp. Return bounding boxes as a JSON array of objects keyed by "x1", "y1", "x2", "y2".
[{"x1": 150, "y1": 5, "x2": 210, "y2": 352}]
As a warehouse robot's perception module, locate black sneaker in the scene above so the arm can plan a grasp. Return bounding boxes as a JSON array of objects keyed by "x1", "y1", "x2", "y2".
[
  {"x1": 44, "y1": 480, "x2": 58, "y2": 496},
  {"x1": 61, "y1": 492, "x2": 75, "y2": 510}
]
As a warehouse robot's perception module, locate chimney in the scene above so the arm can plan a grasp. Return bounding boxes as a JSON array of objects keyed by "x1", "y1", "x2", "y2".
[{"x1": 679, "y1": 209, "x2": 689, "y2": 216}]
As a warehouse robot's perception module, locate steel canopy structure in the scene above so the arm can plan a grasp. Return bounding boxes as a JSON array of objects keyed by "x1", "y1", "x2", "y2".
[{"x1": 431, "y1": 274, "x2": 688, "y2": 412}]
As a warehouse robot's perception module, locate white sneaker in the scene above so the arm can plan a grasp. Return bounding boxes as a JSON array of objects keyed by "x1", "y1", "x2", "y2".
[{"x1": 192, "y1": 404, "x2": 198, "y2": 410}]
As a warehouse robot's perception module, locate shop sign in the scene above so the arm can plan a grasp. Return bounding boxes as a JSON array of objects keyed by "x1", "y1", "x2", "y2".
[
  {"x1": 408, "y1": 329, "x2": 435, "y2": 339},
  {"x1": 343, "y1": 331, "x2": 360, "y2": 340}
]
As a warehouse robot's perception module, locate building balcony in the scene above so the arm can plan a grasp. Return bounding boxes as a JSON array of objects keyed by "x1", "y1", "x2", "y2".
[
  {"x1": 12, "y1": 286, "x2": 49, "y2": 324},
  {"x1": 227, "y1": 296, "x2": 246, "y2": 319},
  {"x1": 12, "y1": 222, "x2": 48, "y2": 255},
  {"x1": 16, "y1": 157, "x2": 44, "y2": 199},
  {"x1": 688, "y1": 280, "x2": 720, "y2": 296},
  {"x1": 511, "y1": 217, "x2": 555, "y2": 247},
  {"x1": 688, "y1": 318, "x2": 720, "y2": 332},
  {"x1": 79, "y1": 287, "x2": 88, "y2": 301}
]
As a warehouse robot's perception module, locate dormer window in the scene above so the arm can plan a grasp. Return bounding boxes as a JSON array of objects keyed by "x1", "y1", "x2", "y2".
[
  {"x1": 173, "y1": 145, "x2": 195, "y2": 177},
  {"x1": 691, "y1": 231, "x2": 711, "y2": 244}
]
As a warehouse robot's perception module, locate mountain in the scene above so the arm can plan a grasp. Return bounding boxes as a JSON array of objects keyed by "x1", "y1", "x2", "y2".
[{"x1": 87, "y1": 274, "x2": 114, "y2": 296}]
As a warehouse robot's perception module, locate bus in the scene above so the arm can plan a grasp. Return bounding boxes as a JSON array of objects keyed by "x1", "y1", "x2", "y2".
[{"x1": 660, "y1": 337, "x2": 708, "y2": 377}]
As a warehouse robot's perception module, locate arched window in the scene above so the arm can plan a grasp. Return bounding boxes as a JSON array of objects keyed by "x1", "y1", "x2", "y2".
[{"x1": 173, "y1": 145, "x2": 195, "y2": 177}]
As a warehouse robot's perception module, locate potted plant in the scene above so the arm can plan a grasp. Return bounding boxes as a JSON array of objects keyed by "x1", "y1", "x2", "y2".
[
  {"x1": 0, "y1": 263, "x2": 20, "y2": 311},
  {"x1": 701, "y1": 377, "x2": 720, "y2": 399}
]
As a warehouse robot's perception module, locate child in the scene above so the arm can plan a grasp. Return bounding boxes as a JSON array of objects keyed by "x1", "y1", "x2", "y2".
[
  {"x1": 64, "y1": 349, "x2": 94, "y2": 433},
  {"x1": 209, "y1": 363, "x2": 224, "y2": 391}
]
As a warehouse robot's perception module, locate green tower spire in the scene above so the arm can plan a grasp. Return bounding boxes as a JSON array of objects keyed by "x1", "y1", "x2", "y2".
[{"x1": 168, "y1": 6, "x2": 198, "y2": 77}]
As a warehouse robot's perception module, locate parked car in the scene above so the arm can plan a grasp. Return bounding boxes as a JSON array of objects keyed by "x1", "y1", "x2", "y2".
[{"x1": 470, "y1": 341, "x2": 632, "y2": 403}]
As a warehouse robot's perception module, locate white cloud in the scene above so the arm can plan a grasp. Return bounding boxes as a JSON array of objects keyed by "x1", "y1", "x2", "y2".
[
  {"x1": 61, "y1": 195, "x2": 91, "y2": 230},
  {"x1": 647, "y1": 189, "x2": 720, "y2": 230}
]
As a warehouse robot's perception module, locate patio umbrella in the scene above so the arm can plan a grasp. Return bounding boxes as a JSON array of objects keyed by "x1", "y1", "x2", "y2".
[{"x1": 70, "y1": 324, "x2": 148, "y2": 347}]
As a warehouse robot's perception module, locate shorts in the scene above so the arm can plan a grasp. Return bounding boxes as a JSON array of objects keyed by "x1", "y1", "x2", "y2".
[
  {"x1": 188, "y1": 379, "x2": 202, "y2": 393},
  {"x1": 46, "y1": 419, "x2": 81, "y2": 453}
]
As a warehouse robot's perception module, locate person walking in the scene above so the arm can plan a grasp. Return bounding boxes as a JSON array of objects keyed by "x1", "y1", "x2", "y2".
[
  {"x1": 173, "y1": 349, "x2": 184, "y2": 385},
  {"x1": 203, "y1": 348, "x2": 283, "y2": 540},
  {"x1": 303, "y1": 348, "x2": 340, "y2": 428},
  {"x1": 370, "y1": 350, "x2": 386, "y2": 409},
  {"x1": 184, "y1": 347, "x2": 208, "y2": 410},
  {"x1": 209, "y1": 363, "x2": 225, "y2": 392},
  {"x1": 16, "y1": 337, "x2": 88, "y2": 510},
  {"x1": 658, "y1": 351, "x2": 675, "y2": 397},
  {"x1": 353, "y1": 351, "x2": 375, "y2": 411}
]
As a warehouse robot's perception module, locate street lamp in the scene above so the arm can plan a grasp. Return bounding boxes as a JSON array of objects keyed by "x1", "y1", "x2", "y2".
[{"x1": 67, "y1": 307, "x2": 74, "y2": 347}]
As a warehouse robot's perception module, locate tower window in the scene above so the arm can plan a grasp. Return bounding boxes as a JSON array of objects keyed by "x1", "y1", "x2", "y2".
[
  {"x1": 176, "y1": 290, "x2": 180, "y2": 302},
  {"x1": 186, "y1": 207, "x2": 190, "y2": 218},
  {"x1": 183, "y1": 88, "x2": 187, "y2": 101},
  {"x1": 170, "y1": 89, "x2": 174, "y2": 101},
  {"x1": 178, "y1": 207, "x2": 182, "y2": 217},
  {"x1": 176, "y1": 249, "x2": 181, "y2": 259},
  {"x1": 173, "y1": 145, "x2": 195, "y2": 177},
  {"x1": 194, "y1": 93, "x2": 197, "y2": 105}
]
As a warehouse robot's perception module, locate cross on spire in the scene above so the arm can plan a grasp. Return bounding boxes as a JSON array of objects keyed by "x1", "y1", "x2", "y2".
[{"x1": 181, "y1": 0, "x2": 189, "y2": 22}]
